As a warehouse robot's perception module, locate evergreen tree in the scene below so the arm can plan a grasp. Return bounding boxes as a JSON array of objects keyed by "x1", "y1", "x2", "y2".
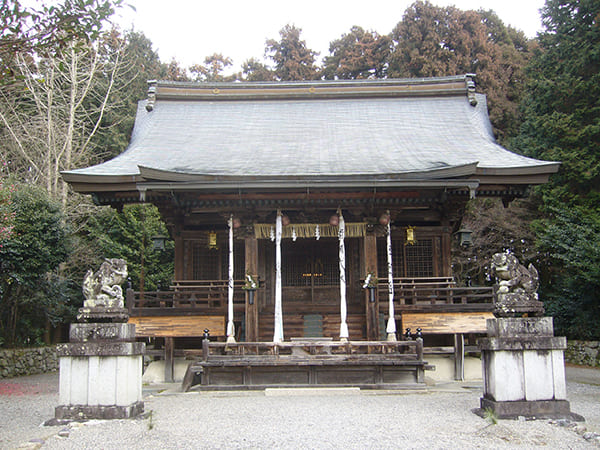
[
  {"x1": 190, "y1": 53, "x2": 234, "y2": 82},
  {"x1": 0, "y1": 185, "x2": 70, "y2": 346},
  {"x1": 515, "y1": 0, "x2": 600, "y2": 209},
  {"x1": 94, "y1": 29, "x2": 164, "y2": 160},
  {"x1": 265, "y1": 24, "x2": 319, "y2": 81},
  {"x1": 322, "y1": 26, "x2": 392, "y2": 80},
  {"x1": 241, "y1": 57, "x2": 275, "y2": 81},
  {"x1": 514, "y1": 0, "x2": 600, "y2": 338},
  {"x1": 160, "y1": 58, "x2": 190, "y2": 81},
  {"x1": 388, "y1": 1, "x2": 534, "y2": 142},
  {"x1": 84, "y1": 204, "x2": 174, "y2": 293}
]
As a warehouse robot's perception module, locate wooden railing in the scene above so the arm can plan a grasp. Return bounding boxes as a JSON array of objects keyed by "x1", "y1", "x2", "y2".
[
  {"x1": 126, "y1": 279, "x2": 246, "y2": 314},
  {"x1": 377, "y1": 277, "x2": 494, "y2": 309},
  {"x1": 126, "y1": 277, "x2": 494, "y2": 314},
  {"x1": 192, "y1": 338, "x2": 424, "y2": 360}
]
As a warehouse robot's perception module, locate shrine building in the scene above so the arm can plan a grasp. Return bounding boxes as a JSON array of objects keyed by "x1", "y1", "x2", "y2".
[{"x1": 62, "y1": 75, "x2": 559, "y2": 386}]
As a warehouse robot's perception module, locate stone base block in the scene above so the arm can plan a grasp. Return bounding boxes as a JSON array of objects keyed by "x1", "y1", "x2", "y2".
[
  {"x1": 77, "y1": 307, "x2": 129, "y2": 323},
  {"x1": 478, "y1": 397, "x2": 581, "y2": 420},
  {"x1": 55, "y1": 401, "x2": 144, "y2": 421},
  {"x1": 58, "y1": 354, "x2": 143, "y2": 407},
  {"x1": 70, "y1": 322, "x2": 137, "y2": 342}
]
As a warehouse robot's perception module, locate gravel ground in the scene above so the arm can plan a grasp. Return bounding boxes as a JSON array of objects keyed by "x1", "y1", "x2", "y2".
[
  {"x1": 1, "y1": 366, "x2": 599, "y2": 450},
  {"x1": 0, "y1": 373, "x2": 60, "y2": 449}
]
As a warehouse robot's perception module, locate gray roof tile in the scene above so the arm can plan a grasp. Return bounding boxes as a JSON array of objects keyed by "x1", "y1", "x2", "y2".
[{"x1": 63, "y1": 88, "x2": 558, "y2": 183}]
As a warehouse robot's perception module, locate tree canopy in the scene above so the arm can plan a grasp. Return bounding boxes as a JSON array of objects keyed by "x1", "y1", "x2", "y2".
[
  {"x1": 83, "y1": 204, "x2": 174, "y2": 293},
  {"x1": 511, "y1": 0, "x2": 600, "y2": 338},
  {"x1": 2, "y1": 0, "x2": 600, "y2": 345},
  {"x1": 190, "y1": 53, "x2": 234, "y2": 82},
  {"x1": 265, "y1": 24, "x2": 320, "y2": 81},
  {"x1": 322, "y1": 26, "x2": 391, "y2": 80},
  {"x1": 514, "y1": 0, "x2": 600, "y2": 209},
  {"x1": 388, "y1": 1, "x2": 534, "y2": 142},
  {"x1": 0, "y1": 185, "x2": 70, "y2": 346},
  {"x1": 0, "y1": 0, "x2": 124, "y2": 83},
  {"x1": 241, "y1": 57, "x2": 275, "y2": 82}
]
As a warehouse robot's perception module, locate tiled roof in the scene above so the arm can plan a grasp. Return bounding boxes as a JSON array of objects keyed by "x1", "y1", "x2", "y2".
[{"x1": 62, "y1": 76, "x2": 559, "y2": 187}]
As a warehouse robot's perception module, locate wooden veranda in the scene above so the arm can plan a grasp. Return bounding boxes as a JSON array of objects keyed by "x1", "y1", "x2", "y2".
[{"x1": 126, "y1": 277, "x2": 494, "y2": 383}]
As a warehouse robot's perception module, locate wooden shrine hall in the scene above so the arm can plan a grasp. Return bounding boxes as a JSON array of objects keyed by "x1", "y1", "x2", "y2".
[{"x1": 62, "y1": 75, "x2": 559, "y2": 388}]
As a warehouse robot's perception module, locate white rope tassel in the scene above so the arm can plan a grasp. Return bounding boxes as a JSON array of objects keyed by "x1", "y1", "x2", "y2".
[
  {"x1": 226, "y1": 215, "x2": 236, "y2": 343},
  {"x1": 386, "y1": 217, "x2": 397, "y2": 341},
  {"x1": 339, "y1": 211, "x2": 349, "y2": 341},
  {"x1": 273, "y1": 211, "x2": 284, "y2": 343}
]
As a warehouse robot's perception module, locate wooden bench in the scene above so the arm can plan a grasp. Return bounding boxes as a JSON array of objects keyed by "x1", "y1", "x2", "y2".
[
  {"x1": 128, "y1": 315, "x2": 225, "y2": 382},
  {"x1": 401, "y1": 311, "x2": 493, "y2": 381}
]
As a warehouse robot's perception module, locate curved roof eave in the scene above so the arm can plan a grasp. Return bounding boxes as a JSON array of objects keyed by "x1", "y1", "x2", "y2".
[
  {"x1": 61, "y1": 171, "x2": 141, "y2": 184},
  {"x1": 474, "y1": 162, "x2": 560, "y2": 177},
  {"x1": 136, "y1": 162, "x2": 481, "y2": 183}
]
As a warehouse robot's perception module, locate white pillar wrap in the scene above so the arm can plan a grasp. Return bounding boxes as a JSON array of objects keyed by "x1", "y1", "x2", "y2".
[
  {"x1": 273, "y1": 211, "x2": 284, "y2": 343},
  {"x1": 386, "y1": 218, "x2": 397, "y2": 339},
  {"x1": 226, "y1": 215, "x2": 236, "y2": 343},
  {"x1": 339, "y1": 211, "x2": 349, "y2": 340}
]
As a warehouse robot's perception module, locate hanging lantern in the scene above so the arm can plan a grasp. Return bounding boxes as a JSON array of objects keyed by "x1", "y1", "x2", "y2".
[
  {"x1": 406, "y1": 226, "x2": 416, "y2": 245},
  {"x1": 329, "y1": 214, "x2": 339, "y2": 226},
  {"x1": 151, "y1": 235, "x2": 167, "y2": 251},
  {"x1": 232, "y1": 217, "x2": 242, "y2": 229},
  {"x1": 379, "y1": 212, "x2": 390, "y2": 226},
  {"x1": 281, "y1": 215, "x2": 290, "y2": 226},
  {"x1": 207, "y1": 231, "x2": 218, "y2": 250},
  {"x1": 456, "y1": 228, "x2": 473, "y2": 247}
]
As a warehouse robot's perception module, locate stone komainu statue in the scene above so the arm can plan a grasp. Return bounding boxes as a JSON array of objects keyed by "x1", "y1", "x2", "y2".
[
  {"x1": 82, "y1": 258, "x2": 128, "y2": 309},
  {"x1": 490, "y1": 252, "x2": 544, "y2": 317}
]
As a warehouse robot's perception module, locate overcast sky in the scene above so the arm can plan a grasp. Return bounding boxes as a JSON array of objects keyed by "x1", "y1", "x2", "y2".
[{"x1": 114, "y1": 0, "x2": 546, "y2": 71}]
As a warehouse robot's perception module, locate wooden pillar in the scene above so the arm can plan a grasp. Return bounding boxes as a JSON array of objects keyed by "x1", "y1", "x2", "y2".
[
  {"x1": 363, "y1": 234, "x2": 380, "y2": 340},
  {"x1": 245, "y1": 236, "x2": 259, "y2": 342},
  {"x1": 164, "y1": 337, "x2": 174, "y2": 382},
  {"x1": 441, "y1": 223, "x2": 452, "y2": 278},
  {"x1": 454, "y1": 333, "x2": 465, "y2": 381},
  {"x1": 173, "y1": 214, "x2": 185, "y2": 280}
]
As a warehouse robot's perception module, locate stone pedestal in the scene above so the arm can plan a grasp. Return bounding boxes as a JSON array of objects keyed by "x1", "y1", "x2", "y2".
[
  {"x1": 55, "y1": 320, "x2": 145, "y2": 420},
  {"x1": 478, "y1": 317, "x2": 579, "y2": 420}
]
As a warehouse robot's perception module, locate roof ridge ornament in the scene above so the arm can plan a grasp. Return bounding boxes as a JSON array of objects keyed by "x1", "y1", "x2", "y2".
[
  {"x1": 146, "y1": 80, "x2": 157, "y2": 112},
  {"x1": 465, "y1": 74, "x2": 477, "y2": 106},
  {"x1": 148, "y1": 75, "x2": 474, "y2": 102}
]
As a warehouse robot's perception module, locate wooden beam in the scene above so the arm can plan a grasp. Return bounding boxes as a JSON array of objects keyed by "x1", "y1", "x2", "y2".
[{"x1": 184, "y1": 191, "x2": 421, "y2": 201}]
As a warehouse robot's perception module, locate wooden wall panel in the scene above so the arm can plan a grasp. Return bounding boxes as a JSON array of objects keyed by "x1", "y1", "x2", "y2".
[
  {"x1": 258, "y1": 314, "x2": 366, "y2": 341},
  {"x1": 401, "y1": 312, "x2": 493, "y2": 334},
  {"x1": 129, "y1": 315, "x2": 225, "y2": 337}
]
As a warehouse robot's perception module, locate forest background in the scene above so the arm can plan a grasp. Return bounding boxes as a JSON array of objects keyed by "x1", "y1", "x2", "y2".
[{"x1": 0, "y1": 0, "x2": 598, "y2": 346}]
